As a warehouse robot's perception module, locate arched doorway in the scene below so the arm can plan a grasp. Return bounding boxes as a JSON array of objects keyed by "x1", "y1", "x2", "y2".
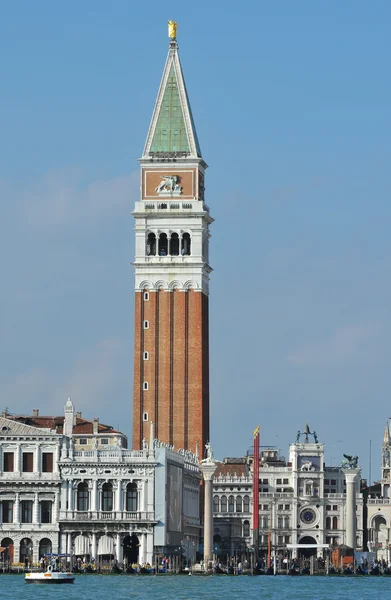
[
  {"x1": 298, "y1": 536, "x2": 317, "y2": 557},
  {"x1": 39, "y1": 538, "x2": 52, "y2": 558},
  {"x1": 373, "y1": 515, "x2": 388, "y2": 548},
  {"x1": 122, "y1": 534, "x2": 139, "y2": 565},
  {"x1": 20, "y1": 538, "x2": 33, "y2": 565},
  {"x1": 1, "y1": 538, "x2": 14, "y2": 564}
]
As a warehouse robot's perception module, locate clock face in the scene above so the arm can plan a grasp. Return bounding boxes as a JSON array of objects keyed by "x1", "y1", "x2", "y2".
[{"x1": 300, "y1": 508, "x2": 316, "y2": 525}]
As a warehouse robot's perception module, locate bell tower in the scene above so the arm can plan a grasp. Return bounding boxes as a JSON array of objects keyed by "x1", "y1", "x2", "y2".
[{"x1": 132, "y1": 26, "x2": 213, "y2": 454}]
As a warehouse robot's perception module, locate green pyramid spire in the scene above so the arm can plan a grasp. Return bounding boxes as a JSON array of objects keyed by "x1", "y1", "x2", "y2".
[
  {"x1": 143, "y1": 41, "x2": 202, "y2": 159},
  {"x1": 150, "y1": 65, "x2": 190, "y2": 154}
]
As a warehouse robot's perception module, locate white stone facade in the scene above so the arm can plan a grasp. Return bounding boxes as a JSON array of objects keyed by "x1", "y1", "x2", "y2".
[
  {"x1": 0, "y1": 416, "x2": 61, "y2": 565},
  {"x1": 213, "y1": 437, "x2": 364, "y2": 558},
  {"x1": 0, "y1": 402, "x2": 201, "y2": 567}
]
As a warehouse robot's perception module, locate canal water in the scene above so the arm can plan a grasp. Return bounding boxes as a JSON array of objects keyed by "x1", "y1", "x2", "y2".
[{"x1": 1, "y1": 574, "x2": 390, "y2": 600}]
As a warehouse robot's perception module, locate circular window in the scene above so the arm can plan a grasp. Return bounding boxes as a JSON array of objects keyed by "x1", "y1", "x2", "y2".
[{"x1": 300, "y1": 508, "x2": 316, "y2": 525}]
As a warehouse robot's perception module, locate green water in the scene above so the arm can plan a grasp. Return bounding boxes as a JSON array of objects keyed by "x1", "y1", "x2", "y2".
[{"x1": 1, "y1": 574, "x2": 390, "y2": 600}]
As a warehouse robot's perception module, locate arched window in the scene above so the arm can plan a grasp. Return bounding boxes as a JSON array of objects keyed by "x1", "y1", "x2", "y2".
[
  {"x1": 182, "y1": 232, "x2": 191, "y2": 256},
  {"x1": 102, "y1": 482, "x2": 113, "y2": 512},
  {"x1": 170, "y1": 233, "x2": 179, "y2": 256},
  {"x1": 228, "y1": 495, "x2": 235, "y2": 512},
  {"x1": 146, "y1": 233, "x2": 156, "y2": 256},
  {"x1": 332, "y1": 516, "x2": 338, "y2": 530},
  {"x1": 221, "y1": 495, "x2": 227, "y2": 512},
  {"x1": 77, "y1": 482, "x2": 89, "y2": 512},
  {"x1": 243, "y1": 495, "x2": 250, "y2": 512},
  {"x1": 126, "y1": 482, "x2": 137, "y2": 512},
  {"x1": 213, "y1": 495, "x2": 219, "y2": 513},
  {"x1": 262, "y1": 516, "x2": 268, "y2": 529},
  {"x1": 39, "y1": 538, "x2": 52, "y2": 558},
  {"x1": 277, "y1": 516, "x2": 283, "y2": 528},
  {"x1": 243, "y1": 520, "x2": 250, "y2": 537},
  {"x1": 284, "y1": 516, "x2": 290, "y2": 529},
  {"x1": 326, "y1": 516, "x2": 331, "y2": 529},
  {"x1": 236, "y1": 496, "x2": 242, "y2": 512},
  {"x1": 159, "y1": 233, "x2": 168, "y2": 256}
]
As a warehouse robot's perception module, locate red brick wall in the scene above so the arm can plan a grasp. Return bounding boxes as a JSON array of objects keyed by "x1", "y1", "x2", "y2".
[{"x1": 132, "y1": 289, "x2": 209, "y2": 455}]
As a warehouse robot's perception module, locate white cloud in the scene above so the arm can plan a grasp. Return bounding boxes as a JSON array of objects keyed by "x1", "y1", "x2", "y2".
[
  {"x1": 0, "y1": 338, "x2": 127, "y2": 423},
  {"x1": 19, "y1": 168, "x2": 139, "y2": 228},
  {"x1": 288, "y1": 321, "x2": 382, "y2": 367}
]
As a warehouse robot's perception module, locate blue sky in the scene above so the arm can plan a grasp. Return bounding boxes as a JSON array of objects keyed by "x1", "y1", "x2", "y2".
[{"x1": 1, "y1": 1, "x2": 390, "y2": 480}]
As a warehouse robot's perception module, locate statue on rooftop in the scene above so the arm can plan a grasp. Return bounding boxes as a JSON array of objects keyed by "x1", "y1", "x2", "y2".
[
  {"x1": 341, "y1": 454, "x2": 359, "y2": 469},
  {"x1": 202, "y1": 441, "x2": 215, "y2": 464}
]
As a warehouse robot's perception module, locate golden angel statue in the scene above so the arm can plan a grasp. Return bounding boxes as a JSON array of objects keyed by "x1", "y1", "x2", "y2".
[{"x1": 168, "y1": 20, "x2": 177, "y2": 40}]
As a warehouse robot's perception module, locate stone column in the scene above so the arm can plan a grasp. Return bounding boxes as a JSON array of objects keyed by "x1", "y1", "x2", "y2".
[
  {"x1": 139, "y1": 533, "x2": 146, "y2": 565},
  {"x1": 343, "y1": 468, "x2": 360, "y2": 551},
  {"x1": 15, "y1": 444, "x2": 21, "y2": 473},
  {"x1": 13, "y1": 492, "x2": 20, "y2": 524},
  {"x1": 91, "y1": 532, "x2": 97, "y2": 561},
  {"x1": 200, "y1": 455, "x2": 217, "y2": 566},
  {"x1": 67, "y1": 533, "x2": 72, "y2": 557},
  {"x1": 146, "y1": 531, "x2": 154, "y2": 565},
  {"x1": 116, "y1": 533, "x2": 121, "y2": 562},
  {"x1": 115, "y1": 482, "x2": 122, "y2": 513},
  {"x1": 33, "y1": 492, "x2": 39, "y2": 524},
  {"x1": 91, "y1": 479, "x2": 98, "y2": 511}
]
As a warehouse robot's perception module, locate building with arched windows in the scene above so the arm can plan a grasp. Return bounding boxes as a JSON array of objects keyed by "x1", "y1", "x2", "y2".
[
  {"x1": 366, "y1": 419, "x2": 391, "y2": 561},
  {"x1": 0, "y1": 399, "x2": 201, "y2": 567},
  {"x1": 212, "y1": 427, "x2": 364, "y2": 560}
]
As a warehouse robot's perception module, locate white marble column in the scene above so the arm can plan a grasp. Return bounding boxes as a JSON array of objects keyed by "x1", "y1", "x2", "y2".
[
  {"x1": 343, "y1": 468, "x2": 360, "y2": 551},
  {"x1": 115, "y1": 482, "x2": 122, "y2": 512},
  {"x1": 91, "y1": 532, "x2": 97, "y2": 560},
  {"x1": 13, "y1": 492, "x2": 20, "y2": 524},
  {"x1": 33, "y1": 492, "x2": 39, "y2": 524},
  {"x1": 91, "y1": 480, "x2": 97, "y2": 511},
  {"x1": 200, "y1": 456, "x2": 217, "y2": 566},
  {"x1": 116, "y1": 533, "x2": 121, "y2": 562},
  {"x1": 15, "y1": 444, "x2": 21, "y2": 473},
  {"x1": 67, "y1": 480, "x2": 73, "y2": 511},
  {"x1": 146, "y1": 531, "x2": 153, "y2": 565},
  {"x1": 67, "y1": 533, "x2": 72, "y2": 556},
  {"x1": 34, "y1": 444, "x2": 41, "y2": 473},
  {"x1": 139, "y1": 533, "x2": 146, "y2": 565}
]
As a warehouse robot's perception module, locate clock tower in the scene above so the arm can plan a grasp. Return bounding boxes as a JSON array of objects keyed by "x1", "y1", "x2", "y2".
[{"x1": 132, "y1": 32, "x2": 213, "y2": 455}]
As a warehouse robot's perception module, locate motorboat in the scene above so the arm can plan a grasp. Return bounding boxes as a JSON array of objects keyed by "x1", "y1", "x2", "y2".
[{"x1": 25, "y1": 555, "x2": 75, "y2": 584}]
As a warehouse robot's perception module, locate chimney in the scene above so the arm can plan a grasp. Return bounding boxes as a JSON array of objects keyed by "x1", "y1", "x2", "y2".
[
  {"x1": 76, "y1": 411, "x2": 82, "y2": 419},
  {"x1": 32, "y1": 409, "x2": 39, "y2": 417},
  {"x1": 93, "y1": 418, "x2": 99, "y2": 435}
]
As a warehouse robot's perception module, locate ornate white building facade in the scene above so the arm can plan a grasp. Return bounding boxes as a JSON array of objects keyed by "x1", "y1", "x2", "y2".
[
  {"x1": 0, "y1": 400, "x2": 201, "y2": 566},
  {"x1": 0, "y1": 412, "x2": 61, "y2": 565},
  {"x1": 213, "y1": 427, "x2": 364, "y2": 559},
  {"x1": 366, "y1": 419, "x2": 391, "y2": 560}
]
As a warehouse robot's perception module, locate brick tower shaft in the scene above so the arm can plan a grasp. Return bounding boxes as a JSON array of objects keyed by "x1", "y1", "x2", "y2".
[{"x1": 132, "y1": 36, "x2": 213, "y2": 455}]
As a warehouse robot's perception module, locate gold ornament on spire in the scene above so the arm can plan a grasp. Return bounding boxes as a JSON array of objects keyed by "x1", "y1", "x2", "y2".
[{"x1": 168, "y1": 20, "x2": 177, "y2": 40}]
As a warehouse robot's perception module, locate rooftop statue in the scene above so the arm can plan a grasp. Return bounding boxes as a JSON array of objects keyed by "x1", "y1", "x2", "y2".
[
  {"x1": 202, "y1": 441, "x2": 215, "y2": 464},
  {"x1": 296, "y1": 421, "x2": 319, "y2": 444},
  {"x1": 168, "y1": 20, "x2": 177, "y2": 40},
  {"x1": 341, "y1": 454, "x2": 359, "y2": 469}
]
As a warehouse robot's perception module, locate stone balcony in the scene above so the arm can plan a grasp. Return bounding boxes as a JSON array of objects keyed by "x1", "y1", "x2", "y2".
[
  {"x1": 368, "y1": 498, "x2": 391, "y2": 505},
  {"x1": 65, "y1": 449, "x2": 152, "y2": 464},
  {"x1": 58, "y1": 510, "x2": 156, "y2": 522}
]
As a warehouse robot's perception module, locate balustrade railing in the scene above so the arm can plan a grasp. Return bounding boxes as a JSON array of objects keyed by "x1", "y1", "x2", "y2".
[{"x1": 59, "y1": 509, "x2": 155, "y2": 521}]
